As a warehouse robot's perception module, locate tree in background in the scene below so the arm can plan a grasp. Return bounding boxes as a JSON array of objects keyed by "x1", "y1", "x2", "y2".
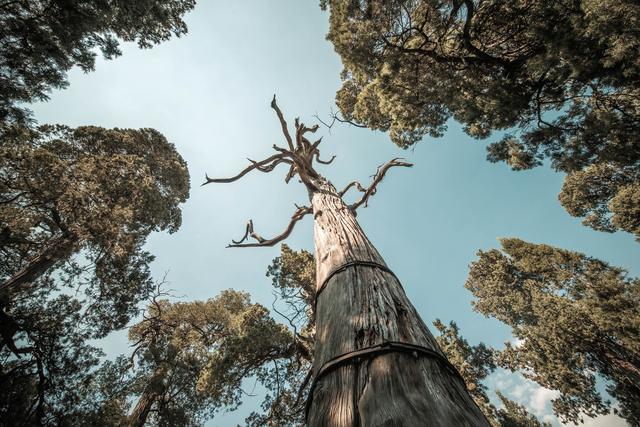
[
  {"x1": 434, "y1": 320, "x2": 551, "y2": 427},
  {"x1": 246, "y1": 244, "x2": 315, "y2": 426},
  {"x1": 124, "y1": 289, "x2": 299, "y2": 427},
  {"x1": 204, "y1": 97, "x2": 488, "y2": 426},
  {"x1": 0, "y1": 124, "x2": 189, "y2": 332},
  {"x1": 65, "y1": 284, "x2": 310, "y2": 426},
  {"x1": 0, "y1": 124, "x2": 189, "y2": 425},
  {"x1": 0, "y1": 0, "x2": 196, "y2": 125},
  {"x1": 466, "y1": 238, "x2": 640, "y2": 425},
  {"x1": 321, "y1": 0, "x2": 640, "y2": 240},
  {"x1": 55, "y1": 289, "x2": 303, "y2": 426}
]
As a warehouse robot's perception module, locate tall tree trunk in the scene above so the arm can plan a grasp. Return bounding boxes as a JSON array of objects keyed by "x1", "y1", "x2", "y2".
[
  {"x1": 307, "y1": 177, "x2": 489, "y2": 426},
  {"x1": 128, "y1": 390, "x2": 158, "y2": 427},
  {"x1": 128, "y1": 368, "x2": 166, "y2": 427},
  {"x1": 0, "y1": 233, "x2": 77, "y2": 297}
]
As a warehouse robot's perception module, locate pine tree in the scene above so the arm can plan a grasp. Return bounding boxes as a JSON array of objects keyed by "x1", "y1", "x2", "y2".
[
  {"x1": 0, "y1": 124, "x2": 189, "y2": 424},
  {"x1": 0, "y1": 0, "x2": 196, "y2": 125},
  {"x1": 466, "y1": 238, "x2": 640, "y2": 425},
  {"x1": 321, "y1": 0, "x2": 640, "y2": 240}
]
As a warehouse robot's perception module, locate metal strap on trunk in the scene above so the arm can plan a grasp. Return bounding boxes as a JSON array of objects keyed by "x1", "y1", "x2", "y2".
[
  {"x1": 304, "y1": 340, "x2": 464, "y2": 420},
  {"x1": 314, "y1": 260, "x2": 400, "y2": 311}
]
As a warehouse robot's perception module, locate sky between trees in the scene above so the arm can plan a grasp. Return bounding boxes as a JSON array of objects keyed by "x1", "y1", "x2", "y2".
[{"x1": 26, "y1": 1, "x2": 639, "y2": 425}]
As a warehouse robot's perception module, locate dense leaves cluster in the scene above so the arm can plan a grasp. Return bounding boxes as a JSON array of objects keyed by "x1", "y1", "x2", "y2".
[
  {"x1": 0, "y1": 0, "x2": 196, "y2": 124},
  {"x1": 246, "y1": 244, "x2": 316, "y2": 426},
  {"x1": 120, "y1": 290, "x2": 299, "y2": 426},
  {"x1": 0, "y1": 125, "x2": 189, "y2": 425},
  {"x1": 466, "y1": 238, "x2": 640, "y2": 425},
  {"x1": 434, "y1": 320, "x2": 550, "y2": 427},
  {"x1": 323, "y1": 0, "x2": 640, "y2": 239}
]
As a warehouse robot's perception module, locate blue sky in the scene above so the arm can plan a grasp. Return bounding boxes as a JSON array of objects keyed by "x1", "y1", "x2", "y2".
[{"x1": 30, "y1": 1, "x2": 637, "y2": 425}]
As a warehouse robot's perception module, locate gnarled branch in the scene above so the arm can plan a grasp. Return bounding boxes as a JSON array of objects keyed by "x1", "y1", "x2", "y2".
[
  {"x1": 314, "y1": 151, "x2": 335, "y2": 165},
  {"x1": 227, "y1": 205, "x2": 312, "y2": 248},
  {"x1": 350, "y1": 158, "x2": 413, "y2": 211},
  {"x1": 271, "y1": 95, "x2": 294, "y2": 151},
  {"x1": 202, "y1": 153, "x2": 290, "y2": 185},
  {"x1": 339, "y1": 181, "x2": 367, "y2": 198}
]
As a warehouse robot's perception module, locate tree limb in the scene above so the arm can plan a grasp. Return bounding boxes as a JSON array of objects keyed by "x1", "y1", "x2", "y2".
[
  {"x1": 338, "y1": 181, "x2": 367, "y2": 198},
  {"x1": 227, "y1": 205, "x2": 312, "y2": 248},
  {"x1": 350, "y1": 159, "x2": 413, "y2": 211},
  {"x1": 314, "y1": 151, "x2": 335, "y2": 165},
  {"x1": 202, "y1": 153, "x2": 288, "y2": 185},
  {"x1": 271, "y1": 95, "x2": 295, "y2": 151}
]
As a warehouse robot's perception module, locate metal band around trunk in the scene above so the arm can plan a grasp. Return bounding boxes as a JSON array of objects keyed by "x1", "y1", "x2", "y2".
[
  {"x1": 304, "y1": 340, "x2": 465, "y2": 420},
  {"x1": 314, "y1": 260, "x2": 400, "y2": 311}
]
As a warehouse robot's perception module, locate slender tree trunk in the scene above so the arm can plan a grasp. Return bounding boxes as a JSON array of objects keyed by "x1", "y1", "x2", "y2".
[
  {"x1": 128, "y1": 390, "x2": 158, "y2": 427},
  {"x1": 307, "y1": 177, "x2": 489, "y2": 426},
  {"x1": 0, "y1": 233, "x2": 77, "y2": 296},
  {"x1": 128, "y1": 368, "x2": 166, "y2": 427}
]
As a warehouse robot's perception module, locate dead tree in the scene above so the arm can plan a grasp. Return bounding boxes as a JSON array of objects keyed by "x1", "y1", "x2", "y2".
[{"x1": 204, "y1": 96, "x2": 489, "y2": 426}]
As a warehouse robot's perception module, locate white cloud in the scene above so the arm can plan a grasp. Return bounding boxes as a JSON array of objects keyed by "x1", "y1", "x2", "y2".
[
  {"x1": 565, "y1": 413, "x2": 629, "y2": 427},
  {"x1": 486, "y1": 370, "x2": 629, "y2": 427},
  {"x1": 530, "y1": 386, "x2": 560, "y2": 415}
]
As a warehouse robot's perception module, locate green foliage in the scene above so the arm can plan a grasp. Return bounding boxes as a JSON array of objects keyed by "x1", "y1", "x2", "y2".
[
  {"x1": 324, "y1": 0, "x2": 640, "y2": 238},
  {"x1": 559, "y1": 163, "x2": 640, "y2": 240},
  {"x1": 0, "y1": 293, "x2": 104, "y2": 425},
  {"x1": 494, "y1": 392, "x2": 552, "y2": 427},
  {"x1": 118, "y1": 289, "x2": 298, "y2": 426},
  {"x1": 0, "y1": 124, "x2": 189, "y2": 425},
  {"x1": 434, "y1": 320, "x2": 550, "y2": 427},
  {"x1": 466, "y1": 238, "x2": 640, "y2": 425},
  {"x1": 73, "y1": 289, "x2": 300, "y2": 427},
  {"x1": 0, "y1": 124, "x2": 189, "y2": 327},
  {"x1": 247, "y1": 244, "x2": 315, "y2": 426},
  {"x1": 0, "y1": 0, "x2": 196, "y2": 124},
  {"x1": 434, "y1": 319, "x2": 497, "y2": 421}
]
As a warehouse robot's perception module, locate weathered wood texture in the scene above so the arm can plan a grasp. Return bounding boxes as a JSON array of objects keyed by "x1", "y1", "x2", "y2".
[
  {"x1": 308, "y1": 178, "x2": 489, "y2": 427},
  {"x1": 127, "y1": 389, "x2": 158, "y2": 427}
]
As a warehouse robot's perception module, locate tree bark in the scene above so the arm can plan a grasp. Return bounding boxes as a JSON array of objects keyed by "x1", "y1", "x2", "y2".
[
  {"x1": 307, "y1": 177, "x2": 489, "y2": 426},
  {"x1": 0, "y1": 233, "x2": 77, "y2": 297},
  {"x1": 128, "y1": 368, "x2": 166, "y2": 427},
  {"x1": 128, "y1": 389, "x2": 159, "y2": 427}
]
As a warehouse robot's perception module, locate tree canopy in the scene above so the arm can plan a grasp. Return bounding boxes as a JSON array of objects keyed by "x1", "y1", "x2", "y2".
[
  {"x1": 0, "y1": 0, "x2": 196, "y2": 125},
  {"x1": 322, "y1": 0, "x2": 640, "y2": 239},
  {"x1": 0, "y1": 124, "x2": 189, "y2": 425},
  {"x1": 465, "y1": 238, "x2": 640, "y2": 425},
  {"x1": 434, "y1": 320, "x2": 550, "y2": 427}
]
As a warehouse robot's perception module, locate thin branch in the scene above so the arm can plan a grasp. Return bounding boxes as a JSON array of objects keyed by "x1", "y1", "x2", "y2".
[
  {"x1": 314, "y1": 151, "x2": 336, "y2": 165},
  {"x1": 227, "y1": 205, "x2": 312, "y2": 248},
  {"x1": 271, "y1": 95, "x2": 295, "y2": 151},
  {"x1": 202, "y1": 153, "x2": 286, "y2": 185},
  {"x1": 350, "y1": 158, "x2": 413, "y2": 211},
  {"x1": 338, "y1": 181, "x2": 367, "y2": 198},
  {"x1": 293, "y1": 367, "x2": 313, "y2": 407},
  {"x1": 314, "y1": 110, "x2": 367, "y2": 130}
]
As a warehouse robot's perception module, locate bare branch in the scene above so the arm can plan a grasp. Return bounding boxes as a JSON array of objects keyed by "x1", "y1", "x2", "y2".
[
  {"x1": 314, "y1": 109, "x2": 368, "y2": 130},
  {"x1": 314, "y1": 151, "x2": 336, "y2": 165},
  {"x1": 231, "y1": 220, "x2": 255, "y2": 244},
  {"x1": 271, "y1": 95, "x2": 295, "y2": 151},
  {"x1": 350, "y1": 158, "x2": 413, "y2": 211},
  {"x1": 293, "y1": 367, "x2": 313, "y2": 407},
  {"x1": 338, "y1": 181, "x2": 367, "y2": 198},
  {"x1": 227, "y1": 205, "x2": 312, "y2": 248},
  {"x1": 202, "y1": 153, "x2": 287, "y2": 185},
  {"x1": 309, "y1": 136, "x2": 323, "y2": 152},
  {"x1": 284, "y1": 164, "x2": 297, "y2": 184}
]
